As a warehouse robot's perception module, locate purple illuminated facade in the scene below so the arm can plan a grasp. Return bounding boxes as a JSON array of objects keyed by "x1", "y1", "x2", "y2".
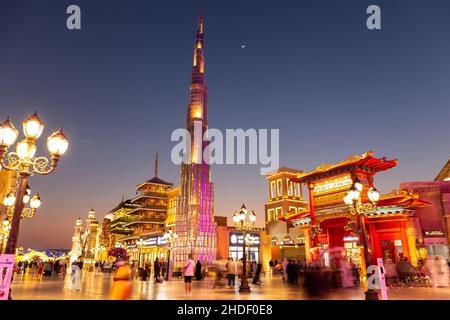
[{"x1": 173, "y1": 17, "x2": 216, "y2": 268}]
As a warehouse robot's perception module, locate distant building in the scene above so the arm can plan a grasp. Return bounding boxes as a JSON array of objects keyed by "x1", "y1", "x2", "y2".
[
  {"x1": 69, "y1": 218, "x2": 83, "y2": 263},
  {"x1": 69, "y1": 209, "x2": 101, "y2": 266},
  {"x1": 118, "y1": 156, "x2": 174, "y2": 266},
  {"x1": 401, "y1": 180, "x2": 450, "y2": 258},
  {"x1": 264, "y1": 167, "x2": 308, "y2": 264},
  {"x1": 214, "y1": 215, "x2": 271, "y2": 272},
  {"x1": 97, "y1": 154, "x2": 180, "y2": 268}
]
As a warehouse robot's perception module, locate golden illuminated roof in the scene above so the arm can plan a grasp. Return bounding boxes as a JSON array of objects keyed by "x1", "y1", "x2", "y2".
[{"x1": 294, "y1": 151, "x2": 398, "y2": 183}]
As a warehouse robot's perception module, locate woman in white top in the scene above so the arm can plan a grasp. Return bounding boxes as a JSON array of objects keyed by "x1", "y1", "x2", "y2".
[{"x1": 183, "y1": 254, "x2": 195, "y2": 296}]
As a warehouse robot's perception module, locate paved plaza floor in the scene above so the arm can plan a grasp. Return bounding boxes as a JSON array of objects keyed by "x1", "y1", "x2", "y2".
[{"x1": 10, "y1": 271, "x2": 450, "y2": 300}]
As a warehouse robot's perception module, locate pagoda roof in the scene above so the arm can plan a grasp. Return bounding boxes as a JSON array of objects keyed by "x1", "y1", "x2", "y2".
[
  {"x1": 435, "y1": 159, "x2": 450, "y2": 181},
  {"x1": 136, "y1": 176, "x2": 173, "y2": 190},
  {"x1": 376, "y1": 192, "x2": 431, "y2": 208},
  {"x1": 292, "y1": 151, "x2": 398, "y2": 183},
  {"x1": 130, "y1": 194, "x2": 167, "y2": 203},
  {"x1": 127, "y1": 206, "x2": 167, "y2": 215},
  {"x1": 281, "y1": 191, "x2": 430, "y2": 223},
  {"x1": 123, "y1": 219, "x2": 165, "y2": 228},
  {"x1": 107, "y1": 199, "x2": 137, "y2": 214}
]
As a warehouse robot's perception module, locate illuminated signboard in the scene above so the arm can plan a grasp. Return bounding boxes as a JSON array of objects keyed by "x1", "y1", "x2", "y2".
[
  {"x1": 229, "y1": 233, "x2": 260, "y2": 247},
  {"x1": 141, "y1": 235, "x2": 167, "y2": 247},
  {"x1": 343, "y1": 236, "x2": 359, "y2": 242},
  {"x1": 314, "y1": 176, "x2": 353, "y2": 194},
  {"x1": 424, "y1": 230, "x2": 445, "y2": 237}
]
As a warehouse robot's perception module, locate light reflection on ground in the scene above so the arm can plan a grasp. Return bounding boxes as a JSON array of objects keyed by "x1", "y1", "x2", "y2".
[{"x1": 10, "y1": 271, "x2": 450, "y2": 300}]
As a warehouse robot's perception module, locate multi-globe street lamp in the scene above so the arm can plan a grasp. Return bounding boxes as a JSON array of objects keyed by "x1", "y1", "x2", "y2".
[
  {"x1": 232, "y1": 204, "x2": 256, "y2": 293},
  {"x1": 163, "y1": 228, "x2": 178, "y2": 280},
  {"x1": 0, "y1": 112, "x2": 68, "y2": 257},
  {"x1": 343, "y1": 178, "x2": 380, "y2": 300},
  {"x1": 1, "y1": 186, "x2": 41, "y2": 254},
  {"x1": 3, "y1": 185, "x2": 42, "y2": 220}
]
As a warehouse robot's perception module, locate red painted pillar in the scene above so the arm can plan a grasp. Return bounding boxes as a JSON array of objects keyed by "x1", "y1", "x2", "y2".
[
  {"x1": 369, "y1": 222, "x2": 382, "y2": 263},
  {"x1": 308, "y1": 183, "x2": 317, "y2": 248}
]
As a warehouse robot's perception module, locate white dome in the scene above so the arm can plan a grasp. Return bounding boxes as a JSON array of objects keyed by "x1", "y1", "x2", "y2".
[{"x1": 104, "y1": 212, "x2": 115, "y2": 221}]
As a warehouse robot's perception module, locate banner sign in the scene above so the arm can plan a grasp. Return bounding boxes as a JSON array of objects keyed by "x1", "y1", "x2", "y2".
[
  {"x1": 0, "y1": 254, "x2": 15, "y2": 300},
  {"x1": 377, "y1": 258, "x2": 388, "y2": 300},
  {"x1": 229, "y1": 233, "x2": 260, "y2": 246}
]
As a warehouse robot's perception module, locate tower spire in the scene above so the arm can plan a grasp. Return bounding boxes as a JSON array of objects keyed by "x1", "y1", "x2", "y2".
[
  {"x1": 154, "y1": 151, "x2": 159, "y2": 177},
  {"x1": 192, "y1": 16, "x2": 205, "y2": 83}
]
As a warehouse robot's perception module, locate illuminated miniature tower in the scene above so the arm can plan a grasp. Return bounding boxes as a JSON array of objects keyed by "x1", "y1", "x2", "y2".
[
  {"x1": 173, "y1": 17, "x2": 216, "y2": 269},
  {"x1": 84, "y1": 208, "x2": 100, "y2": 264}
]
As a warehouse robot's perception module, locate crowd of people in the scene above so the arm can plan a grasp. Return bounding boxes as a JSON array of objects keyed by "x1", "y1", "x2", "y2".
[
  {"x1": 11, "y1": 251, "x2": 450, "y2": 300},
  {"x1": 272, "y1": 253, "x2": 450, "y2": 298},
  {"x1": 15, "y1": 258, "x2": 69, "y2": 278}
]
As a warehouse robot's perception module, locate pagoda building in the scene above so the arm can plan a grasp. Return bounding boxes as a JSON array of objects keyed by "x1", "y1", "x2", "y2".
[
  {"x1": 172, "y1": 17, "x2": 216, "y2": 269},
  {"x1": 107, "y1": 198, "x2": 137, "y2": 243},
  {"x1": 117, "y1": 154, "x2": 174, "y2": 266}
]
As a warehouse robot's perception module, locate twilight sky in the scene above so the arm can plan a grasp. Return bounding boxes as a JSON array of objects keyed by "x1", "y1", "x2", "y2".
[{"x1": 0, "y1": 0, "x2": 449, "y2": 249}]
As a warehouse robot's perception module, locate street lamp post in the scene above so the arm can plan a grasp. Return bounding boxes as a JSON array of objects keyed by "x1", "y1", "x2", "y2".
[
  {"x1": 343, "y1": 178, "x2": 380, "y2": 300},
  {"x1": 232, "y1": 204, "x2": 256, "y2": 293},
  {"x1": 0, "y1": 112, "x2": 68, "y2": 299},
  {"x1": 1, "y1": 186, "x2": 42, "y2": 254},
  {"x1": 163, "y1": 229, "x2": 178, "y2": 280},
  {"x1": 0, "y1": 113, "x2": 68, "y2": 255},
  {"x1": 0, "y1": 220, "x2": 11, "y2": 253}
]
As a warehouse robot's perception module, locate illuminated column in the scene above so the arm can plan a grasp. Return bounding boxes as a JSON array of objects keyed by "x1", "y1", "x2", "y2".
[
  {"x1": 406, "y1": 217, "x2": 421, "y2": 266},
  {"x1": 307, "y1": 183, "x2": 317, "y2": 248},
  {"x1": 369, "y1": 222, "x2": 382, "y2": 261},
  {"x1": 400, "y1": 220, "x2": 411, "y2": 262},
  {"x1": 303, "y1": 227, "x2": 312, "y2": 263}
]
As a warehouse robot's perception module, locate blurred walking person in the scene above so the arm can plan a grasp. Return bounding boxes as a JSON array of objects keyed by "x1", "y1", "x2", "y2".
[
  {"x1": 69, "y1": 261, "x2": 81, "y2": 290},
  {"x1": 430, "y1": 255, "x2": 449, "y2": 288},
  {"x1": 103, "y1": 259, "x2": 111, "y2": 274},
  {"x1": 131, "y1": 262, "x2": 138, "y2": 280},
  {"x1": 195, "y1": 260, "x2": 203, "y2": 280},
  {"x1": 303, "y1": 263, "x2": 330, "y2": 299},
  {"x1": 226, "y1": 257, "x2": 237, "y2": 287},
  {"x1": 252, "y1": 262, "x2": 262, "y2": 285},
  {"x1": 282, "y1": 258, "x2": 288, "y2": 281},
  {"x1": 184, "y1": 254, "x2": 195, "y2": 296},
  {"x1": 154, "y1": 258, "x2": 161, "y2": 283},
  {"x1": 36, "y1": 262, "x2": 43, "y2": 279},
  {"x1": 110, "y1": 260, "x2": 133, "y2": 300},
  {"x1": 60, "y1": 259, "x2": 67, "y2": 278}
]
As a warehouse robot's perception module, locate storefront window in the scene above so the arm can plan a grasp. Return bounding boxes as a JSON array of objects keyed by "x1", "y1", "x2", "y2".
[
  {"x1": 229, "y1": 246, "x2": 259, "y2": 263},
  {"x1": 229, "y1": 233, "x2": 260, "y2": 263}
]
